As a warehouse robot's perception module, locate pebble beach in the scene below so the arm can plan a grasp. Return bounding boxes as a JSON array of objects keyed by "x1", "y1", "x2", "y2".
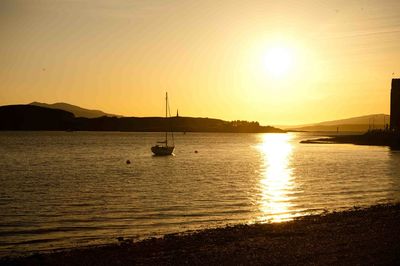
[{"x1": 2, "y1": 203, "x2": 400, "y2": 265}]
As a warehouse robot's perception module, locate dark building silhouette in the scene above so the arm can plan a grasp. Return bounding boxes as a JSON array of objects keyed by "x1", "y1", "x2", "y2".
[{"x1": 391, "y1": 79, "x2": 400, "y2": 131}]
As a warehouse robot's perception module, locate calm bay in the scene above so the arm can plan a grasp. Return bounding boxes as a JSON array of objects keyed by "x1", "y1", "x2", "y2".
[{"x1": 1, "y1": 131, "x2": 399, "y2": 256}]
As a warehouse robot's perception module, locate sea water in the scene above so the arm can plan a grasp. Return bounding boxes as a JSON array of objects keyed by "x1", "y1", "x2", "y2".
[{"x1": 1, "y1": 131, "x2": 399, "y2": 256}]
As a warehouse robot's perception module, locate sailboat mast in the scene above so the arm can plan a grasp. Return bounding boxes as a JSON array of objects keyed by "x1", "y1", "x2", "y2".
[{"x1": 165, "y1": 92, "x2": 168, "y2": 146}]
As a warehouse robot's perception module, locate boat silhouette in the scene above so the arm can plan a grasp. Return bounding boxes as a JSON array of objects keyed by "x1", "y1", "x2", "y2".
[{"x1": 151, "y1": 92, "x2": 175, "y2": 156}]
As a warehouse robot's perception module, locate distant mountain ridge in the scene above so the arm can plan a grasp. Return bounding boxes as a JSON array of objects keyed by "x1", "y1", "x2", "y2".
[
  {"x1": 0, "y1": 105, "x2": 75, "y2": 130},
  {"x1": 314, "y1": 114, "x2": 389, "y2": 126},
  {"x1": 287, "y1": 114, "x2": 390, "y2": 132},
  {"x1": 29, "y1": 102, "x2": 120, "y2": 118},
  {"x1": 0, "y1": 105, "x2": 283, "y2": 133}
]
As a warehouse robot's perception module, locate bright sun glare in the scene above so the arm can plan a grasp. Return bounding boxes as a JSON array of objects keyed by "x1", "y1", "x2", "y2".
[{"x1": 262, "y1": 46, "x2": 294, "y2": 78}]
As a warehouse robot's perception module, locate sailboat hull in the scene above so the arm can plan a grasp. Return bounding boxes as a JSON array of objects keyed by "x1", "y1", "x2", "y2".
[{"x1": 151, "y1": 145, "x2": 175, "y2": 156}]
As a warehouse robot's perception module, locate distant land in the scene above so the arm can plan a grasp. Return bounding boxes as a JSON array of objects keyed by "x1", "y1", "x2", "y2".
[
  {"x1": 29, "y1": 102, "x2": 121, "y2": 118},
  {"x1": 24, "y1": 102, "x2": 390, "y2": 132},
  {"x1": 282, "y1": 114, "x2": 390, "y2": 132},
  {"x1": 301, "y1": 130, "x2": 400, "y2": 149},
  {"x1": 0, "y1": 105, "x2": 284, "y2": 133}
]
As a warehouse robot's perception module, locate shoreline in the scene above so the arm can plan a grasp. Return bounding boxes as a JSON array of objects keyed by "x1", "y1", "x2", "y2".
[
  {"x1": 301, "y1": 131, "x2": 400, "y2": 149},
  {"x1": 2, "y1": 203, "x2": 400, "y2": 265}
]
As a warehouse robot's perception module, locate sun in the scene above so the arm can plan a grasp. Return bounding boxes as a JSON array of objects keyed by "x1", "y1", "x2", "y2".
[{"x1": 262, "y1": 46, "x2": 294, "y2": 78}]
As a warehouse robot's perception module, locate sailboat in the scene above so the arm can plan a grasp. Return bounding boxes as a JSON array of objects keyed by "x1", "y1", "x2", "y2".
[{"x1": 151, "y1": 92, "x2": 175, "y2": 156}]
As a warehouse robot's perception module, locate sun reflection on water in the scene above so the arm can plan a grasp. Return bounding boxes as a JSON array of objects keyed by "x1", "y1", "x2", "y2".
[{"x1": 257, "y1": 133, "x2": 295, "y2": 223}]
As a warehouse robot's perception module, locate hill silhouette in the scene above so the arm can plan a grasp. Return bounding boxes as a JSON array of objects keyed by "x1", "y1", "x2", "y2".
[
  {"x1": 285, "y1": 114, "x2": 390, "y2": 132},
  {"x1": 29, "y1": 102, "x2": 120, "y2": 118},
  {"x1": 0, "y1": 105, "x2": 284, "y2": 133},
  {"x1": 0, "y1": 105, "x2": 75, "y2": 130}
]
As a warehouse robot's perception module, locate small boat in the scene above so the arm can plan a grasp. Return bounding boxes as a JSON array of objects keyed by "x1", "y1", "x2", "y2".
[{"x1": 151, "y1": 92, "x2": 175, "y2": 156}]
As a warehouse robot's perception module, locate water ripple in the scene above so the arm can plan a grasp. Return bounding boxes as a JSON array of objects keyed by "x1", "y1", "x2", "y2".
[{"x1": 1, "y1": 131, "x2": 400, "y2": 256}]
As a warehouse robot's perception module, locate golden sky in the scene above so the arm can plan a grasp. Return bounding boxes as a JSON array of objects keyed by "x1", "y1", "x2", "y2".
[{"x1": 1, "y1": 0, "x2": 400, "y2": 125}]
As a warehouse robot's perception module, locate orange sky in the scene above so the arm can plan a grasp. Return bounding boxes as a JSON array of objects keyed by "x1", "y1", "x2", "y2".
[{"x1": 1, "y1": 0, "x2": 400, "y2": 125}]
